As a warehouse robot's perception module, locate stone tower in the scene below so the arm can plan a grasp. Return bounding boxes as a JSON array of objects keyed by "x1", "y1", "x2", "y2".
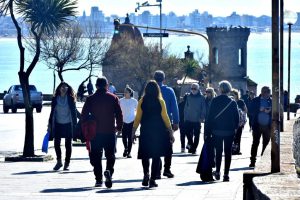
[{"x1": 206, "y1": 26, "x2": 253, "y2": 94}]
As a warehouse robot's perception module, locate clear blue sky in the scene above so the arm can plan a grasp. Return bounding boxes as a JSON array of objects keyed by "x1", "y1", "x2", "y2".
[{"x1": 78, "y1": 0, "x2": 300, "y2": 17}]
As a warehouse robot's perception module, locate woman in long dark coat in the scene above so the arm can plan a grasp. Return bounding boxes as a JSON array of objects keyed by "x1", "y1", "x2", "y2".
[
  {"x1": 48, "y1": 82, "x2": 78, "y2": 171},
  {"x1": 205, "y1": 80, "x2": 239, "y2": 182},
  {"x1": 132, "y1": 80, "x2": 175, "y2": 188}
]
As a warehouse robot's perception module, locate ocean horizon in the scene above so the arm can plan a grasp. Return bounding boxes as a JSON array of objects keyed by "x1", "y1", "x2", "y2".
[{"x1": 0, "y1": 32, "x2": 299, "y2": 100}]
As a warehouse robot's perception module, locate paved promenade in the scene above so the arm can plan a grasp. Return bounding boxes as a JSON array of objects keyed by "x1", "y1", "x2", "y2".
[{"x1": 0, "y1": 102, "x2": 287, "y2": 200}]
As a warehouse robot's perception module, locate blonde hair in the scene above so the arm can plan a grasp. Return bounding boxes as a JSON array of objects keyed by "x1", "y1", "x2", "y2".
[
  {"x1": 231, "y1": 88, "x2": 240, "y2": 99},
  {"x1": 206, "y1": 87, "x2": 216, "y2": 98}
]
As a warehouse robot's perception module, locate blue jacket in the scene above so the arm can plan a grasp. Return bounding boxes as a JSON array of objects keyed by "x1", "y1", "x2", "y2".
[
  {"x1": 158, "y1": 83, "x2": 179, "y2": 124},
  {"x1": 249, "y1": 95, "x2": 272, "y2": 129}
]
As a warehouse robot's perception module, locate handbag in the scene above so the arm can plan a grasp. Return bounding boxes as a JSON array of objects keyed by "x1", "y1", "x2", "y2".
[{"x1": 42, "y1": 131, "x2": 50, "y2": 153}]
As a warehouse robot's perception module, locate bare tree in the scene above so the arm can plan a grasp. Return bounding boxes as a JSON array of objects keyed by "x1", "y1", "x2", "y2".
[{"x1": 27, "y1": 22, "x2": 109, "y2": 83}]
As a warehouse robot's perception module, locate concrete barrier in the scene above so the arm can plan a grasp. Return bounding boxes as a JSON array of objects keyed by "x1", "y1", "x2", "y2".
[{"x1": 293, "y1": 118, "x2": 300, "y2": 176}]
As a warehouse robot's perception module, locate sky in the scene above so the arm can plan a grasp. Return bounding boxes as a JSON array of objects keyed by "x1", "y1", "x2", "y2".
[{"x1": 77, "y1": 0, "x2": 300, "y2": 17}]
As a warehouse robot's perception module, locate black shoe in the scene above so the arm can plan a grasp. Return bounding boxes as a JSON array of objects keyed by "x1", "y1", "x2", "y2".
[
  {"x1": 95, "y1": 180, "x2": 103, "y2": 187},
  {"x1": 142, "y1": 175, "x2": 150, "y2": 186},
  {"x1": 249, "y1": 162, "x2": 255, "y2": 168},
  {"x1": 223, "y1": 174, "x2": 230, "y2": 182},
  {"x1": 163, "y1": 170, "x2": 174, "y2": 178},
  {"x1": 53, "y1": 160, "x2": 63, "y2": 171},
  {"x1": 127, "y1": 153, "x2": 132, "y2": 158},
  {"x1": 155, "y1": 175, "x2": 161, "y2": 179},
  {"x1": 104, "y1": 170, "x2": 112, "y2": 188},
  {"x1": 123, "y1": 150, "x2": 128, "y2": 157},
  {"x1": 213, "y1": 171, "x2": 220, "y2": 180},
  {"x1": 63, "y1": 161, "x2": 70, "y2": 171},
  {"x1": 149, "y1": 179, "x2": 158, "y2": 188}
]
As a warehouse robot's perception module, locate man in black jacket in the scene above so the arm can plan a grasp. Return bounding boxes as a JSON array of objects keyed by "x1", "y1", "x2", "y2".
[{"x1": 248, "y1": 86, "x2": 272, "y2": 168}]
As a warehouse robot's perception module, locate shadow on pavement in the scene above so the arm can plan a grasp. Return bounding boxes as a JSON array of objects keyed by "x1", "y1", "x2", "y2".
[
  {"x1": 185, "y1": 161, "x2": 198, "y2": 164},
  {"x1": 172, "y1": 153, "x2": 198, "y2": 157},
  {"x1": 12, "y1": 170, "x2": 56, "y2": 175},
  {"x1": 59, "y1": 170, "x2": 91, "y2": 174},
  {"x1": 97, "y1": 187, "x2": 146, "y2": 193},
  {"x1": 113, "y1": 179, "x2": 143, "y2": 183},
  {"x1": 41, "y1": 187, "x2": 94, "y2": 193},
  {"x1": 176, "y1": 181, "x2": 214, "y2": 186},
  {"x1": 70, "y1": 157, "x2": 90, "y2": 161},
  {"x1": 230, "y1": 167, "x2": 252, "y2": 171}
]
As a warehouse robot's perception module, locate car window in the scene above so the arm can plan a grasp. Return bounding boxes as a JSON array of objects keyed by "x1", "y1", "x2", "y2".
[
  {"x1": 8, "y1": 86, "x2": 12, "y2": 93},
  {"x1": 14, "y1": 85, "x2": 22, "y2": 91},
  {"x1": 29, "y1": 85, "x2": 37, "y2": 91}
]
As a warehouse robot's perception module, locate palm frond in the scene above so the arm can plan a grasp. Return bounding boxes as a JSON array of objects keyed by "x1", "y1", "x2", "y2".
[
  {"x1": 15, "y1": 0, "x2": 77, "y2": 34},
  {"x1": 0, "y1": 0, "x2": 13, "y2": 16}
]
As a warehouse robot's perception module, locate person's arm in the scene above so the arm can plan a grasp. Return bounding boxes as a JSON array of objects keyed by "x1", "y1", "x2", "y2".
[
  {"x1": 159, "y1": 99, "x2": 172, "y2": 129},
  {"x1": 114, "y1": 97, "x2": 123, "y2": 132},
  {"x1": 200, "y1": 96, "x2": 207, "y2": 122},
  {"x1": 81, "y1": 97, "x2": 90, "y2": 122},
  {"x1": 133, "y1": 99, "x2": 143, "y2": 130},
  {"x1": 169, "y1": 89, "x2": 179, "y2": 125}
]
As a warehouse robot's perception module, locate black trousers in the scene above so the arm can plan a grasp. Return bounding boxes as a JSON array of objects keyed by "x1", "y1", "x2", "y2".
[
  {"x1": 89, "y1": 133, "x2": 116, "y2": 182},
  {"x1": 233, "y1": 126, "x2": 244, "y2": 153},
  {"x1": 54, "y1": 123, "x2": 72, "y2": 162},
  {"x1": 179, "y1": 122, "x2": 187, "y2": 148},
  {"x1": 185, "y1": 121, "x2": 201, "y2": 152},
  {"x1": 122, "y1": 122, "x2": 133, "y2": 154},
  {"x1": 142, "y1": 157, "x2": 160, "y2": 179},
  {"x1": 214, "y1": 134, "x2": 235, "y2": 175},
  {"x1": 250, "y1": 125, "x2": 271, "y2": 163}
]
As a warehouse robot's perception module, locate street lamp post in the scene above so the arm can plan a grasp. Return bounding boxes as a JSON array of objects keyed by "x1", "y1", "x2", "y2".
[
  {"x1": 135, "y1": 0, "x2": 163, "y2": 52},
  {"x1": 284, "y1": 10, "x2": 298, "y2": 120}
]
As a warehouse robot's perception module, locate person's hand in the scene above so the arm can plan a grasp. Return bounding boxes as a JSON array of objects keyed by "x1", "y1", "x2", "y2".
[
  {"x1": 117, "y1": 131, "x2": 122, "y2": 137},
  {"x1": 132, "y1": 128, "x2": 137, "y2": 144},
  {"x1": 170, "y1": 134, "x2": 175, "y2": 144},
  {"x1": 172, "y1": 124, "x2": 179, "y2": 131},
  {"x1": 168, "y1": 128, "x2": 175, "y2": 144}
]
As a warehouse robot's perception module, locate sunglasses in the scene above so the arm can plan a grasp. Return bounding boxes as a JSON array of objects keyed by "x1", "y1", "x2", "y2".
[{"x1": 191, "y1": 88, "x2": 198, "y2": 90}]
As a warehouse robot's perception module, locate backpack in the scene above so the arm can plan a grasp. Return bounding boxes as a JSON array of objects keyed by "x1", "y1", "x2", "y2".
[{"x1": 238, "y1": 108, "x2": 247, "y2": 127}]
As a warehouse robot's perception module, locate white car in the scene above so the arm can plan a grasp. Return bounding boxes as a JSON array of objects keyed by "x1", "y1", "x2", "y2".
[{"x1": 3, "y1": 85, "x2": 43, "y2": 113}]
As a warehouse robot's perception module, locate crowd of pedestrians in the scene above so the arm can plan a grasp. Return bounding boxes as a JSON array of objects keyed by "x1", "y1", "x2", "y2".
[{"x1": 47, "y1": 70, "x2": 272, "y2": 189}]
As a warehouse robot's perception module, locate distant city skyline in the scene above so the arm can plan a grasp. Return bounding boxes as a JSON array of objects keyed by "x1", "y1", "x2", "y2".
[{"x1": 78, "y1": 0, "x2": 300, "y2": 17}]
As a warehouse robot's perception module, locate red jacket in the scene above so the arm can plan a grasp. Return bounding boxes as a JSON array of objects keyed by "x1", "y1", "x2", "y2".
[{"x1": 81, "y1": 89, "x2": 123, "y2": 134}]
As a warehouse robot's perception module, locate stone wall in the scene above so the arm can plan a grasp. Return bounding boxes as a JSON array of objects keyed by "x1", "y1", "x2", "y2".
[{"x1": 293, "y1": 118, "x2": 300, "y2": 176}]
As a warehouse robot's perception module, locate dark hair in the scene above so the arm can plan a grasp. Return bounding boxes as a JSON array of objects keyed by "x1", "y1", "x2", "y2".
[
  {"x1": 154, "y1": 70, "x2": 165, "y2": 83},
  {"x1": 143, "y1": 80, "x2": 161, "y2": 99},
  {"x1": 125, "y1": 86, "x2": 134, "y2": 97},
  {"x1": 96, "y1": 77, "x2": 108, "y2": 89},
  {"x1": 54, "y1": 82, "x2": 76, "y2": 101}
]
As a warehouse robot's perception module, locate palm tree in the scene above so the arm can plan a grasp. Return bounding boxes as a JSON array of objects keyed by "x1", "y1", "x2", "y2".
[
  {"x1": 182, "y1": 59, "x2": 199, "y2": 85},
  {"x1": 0, "y1": 0, "x2": 77, "y2": 157}
]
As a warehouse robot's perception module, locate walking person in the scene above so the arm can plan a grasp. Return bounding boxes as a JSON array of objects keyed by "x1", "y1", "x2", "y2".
[
  {"x1": 81, "y1": 77, "x2": 123, "y2": 188},
  {"x1": 108, "y1": 82, "x2": 117, "y2": 94},
  {"x1": 205, "y1": 87, "x2": 216, "y2": 113},
  {"x1": 154, "y1": 70, "x2": 179, "y2": 178},
  {"x1": 87, "y1": 78, "x2": 94, "y2": 95},
  {"x1": 183, "y1": 83, "x2": 206, "y2": 154},
  {"x1": 205, "y1": 80, "x2": 239, "y2": 182},
  {"x1": 178, "y1": 94, "x2": 188, "y2": 153},
  {"x1": 132, "y1": 80, "x2": 175, "y2": 188},
  {"x1": 77, "y1": 81, "x2": 87, "y2": 102},
  {"x1": 248, "y1": 86, "x2": 272, "y2": 168},
  {"x1": 231, "y1": 89, "x2": 247, "y2": 155},
  {"x1": 247, "y1": 91, "x2": 256, "y2": 131},
  {"x1": 119, "y1": 86, "x2": 138, "y2": 158},
  {"x1": 48, "y1": 82, "x2": 78, "y2": 171}
]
